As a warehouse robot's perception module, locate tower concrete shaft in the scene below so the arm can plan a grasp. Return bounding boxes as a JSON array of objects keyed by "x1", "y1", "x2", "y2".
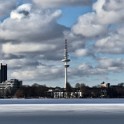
[{"x1": 62, "y1": 39, "x2": 70, "y2": 89}]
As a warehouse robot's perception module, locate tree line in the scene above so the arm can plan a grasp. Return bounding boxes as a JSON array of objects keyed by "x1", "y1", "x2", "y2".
[{"x1": 13, "y1": 82, "x2": 124, "y2": 98}]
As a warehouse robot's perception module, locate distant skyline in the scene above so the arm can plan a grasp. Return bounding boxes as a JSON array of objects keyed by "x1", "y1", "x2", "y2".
[{"x1": 0, "y1": 0, "x2": 124, "y2": 87}]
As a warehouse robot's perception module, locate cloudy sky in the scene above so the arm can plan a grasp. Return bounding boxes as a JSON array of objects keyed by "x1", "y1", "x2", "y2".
[{"x1": 0, "y1": 0, "x2": 124, "y2": 87}]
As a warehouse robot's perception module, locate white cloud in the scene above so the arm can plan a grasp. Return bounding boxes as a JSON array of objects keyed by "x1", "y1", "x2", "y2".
[
  {"x1": 0, "y1": 3, "x2": 68, "y2": 62},
  {"x1": 70, "y1": 63, "x2": 106, "y2": 77},
  {"x1": 95, "y1": 32, "x2": 124, "y2": 54},
  {"x1": 104, "y1": 0, "x2": 124, "y2": 10},
  {"x1": 93, "y1": 0, "x2": 124, "y2": 24},
  {"x1": 78, "y1": 63, "x2": 93, "y2": 70},
  {"x1": 75, "y1": 49, "x2": 92, "y2": 57},
  {"x1": 11, "y1": 70, "x2": 38, "y2": 80},
  {"x1": 11, "y1": 65, "x2": 63, "y2": 81},
  {"x1": 10, "y1": 4, "x2": 32, "y2": 20},
  {"x1": 70, "y1": 57, "x2": 124, "y2": 78},
  {"x1": 98, "y1": 58, "x2": 124, "y2": 71},
  {"x1": 72, "y1": 12, "x2": 107, "y2": 37},
  {"x1": 2, "y1": 58, "x2": 39, "y2": 69},
  {"x1": 2, "y1": 43, "x2": 56, "y2": 54},
  {"x1": 72, "y1": 0, "x2": 124, "y2": 38},
  {"x1": 0, "y1": 6, "x2": 63, "y2": 41},
  {"x1": 32, "y1": 0, "x2": 92, "y2": 8}
]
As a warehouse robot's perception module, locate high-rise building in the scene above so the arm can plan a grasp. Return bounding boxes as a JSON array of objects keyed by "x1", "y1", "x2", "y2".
[{"x1": 0, "y1": 63, "x2": 7, "y2": 83}]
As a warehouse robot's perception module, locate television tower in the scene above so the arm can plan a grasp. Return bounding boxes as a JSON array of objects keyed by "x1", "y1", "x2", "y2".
[{"x1": 62, "y1": 39, "x2": 70, "y2": 89}]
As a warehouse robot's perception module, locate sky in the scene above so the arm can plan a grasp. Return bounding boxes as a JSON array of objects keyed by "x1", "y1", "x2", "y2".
[{"x1": 0, "y1": 0, "x2": 124, "y2": 87}]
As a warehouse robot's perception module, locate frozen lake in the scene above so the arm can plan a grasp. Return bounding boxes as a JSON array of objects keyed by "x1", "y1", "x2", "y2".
[{"x1": 0, "y1": 99, "x2": 124, "y2": 124}]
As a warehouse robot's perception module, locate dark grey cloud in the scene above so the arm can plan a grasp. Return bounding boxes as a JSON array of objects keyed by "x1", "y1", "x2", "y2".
[
  {"x1": 0, "y1": 0, "x2": 16, "y2": 16},
  {"x1": 3, "y1": 54, "x2": 24, "y2": 60}
]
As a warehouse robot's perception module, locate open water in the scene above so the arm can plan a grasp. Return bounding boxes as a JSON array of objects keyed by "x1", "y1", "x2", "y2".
[{"x1": 0, "y1": 99, "x2": 124, "y2": 124}]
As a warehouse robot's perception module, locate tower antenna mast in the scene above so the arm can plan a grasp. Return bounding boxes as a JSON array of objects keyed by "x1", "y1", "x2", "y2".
[{"x1": 62, "y1": 39, "x2": 70, "y2": 89}]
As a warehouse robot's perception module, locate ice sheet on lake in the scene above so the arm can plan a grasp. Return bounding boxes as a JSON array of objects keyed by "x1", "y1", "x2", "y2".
[
  {"x1": 0, "y1": 104, "x2": 124, "y2": 114},
  {"x1": 0, "y1": 104, "x2": 124, "y2": 124}
]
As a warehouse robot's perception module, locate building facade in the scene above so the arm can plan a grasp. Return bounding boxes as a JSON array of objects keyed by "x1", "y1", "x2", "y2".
[{"x1": 0, "y1": 79, "x2": 22, "y2": 98}]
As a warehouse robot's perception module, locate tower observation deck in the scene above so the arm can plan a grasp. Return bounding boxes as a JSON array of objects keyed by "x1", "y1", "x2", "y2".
[{"x1": 62, "y1": 39, "x2": 70, "y2": 89}]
